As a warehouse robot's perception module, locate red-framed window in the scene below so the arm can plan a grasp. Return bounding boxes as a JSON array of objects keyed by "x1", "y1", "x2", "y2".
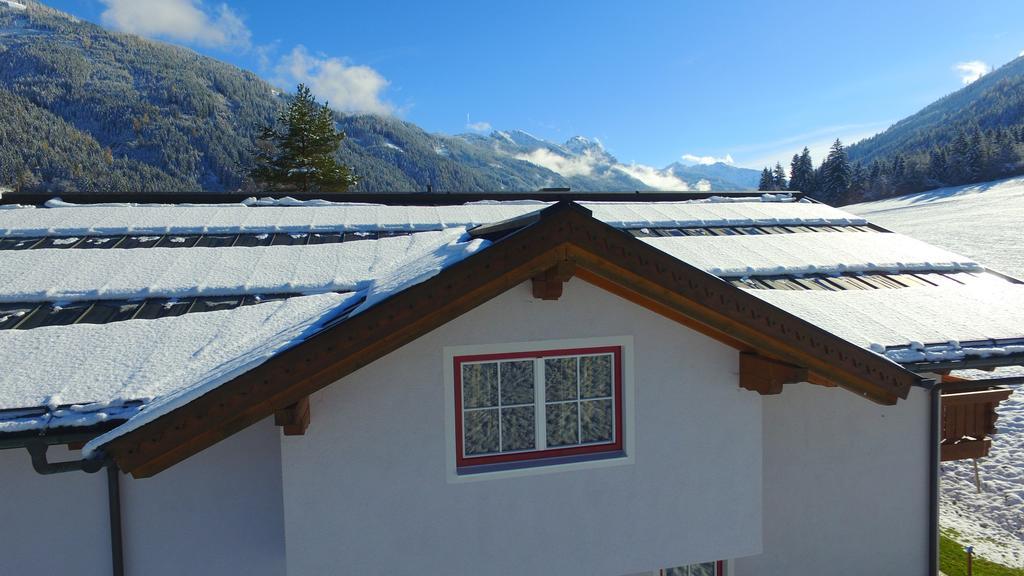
[
  {"x1": 659, "y1": 560, "x2": 725, "y2": 576},
  {"x1": 454, "y1": 345, "x2": 624, "y2": 469}
]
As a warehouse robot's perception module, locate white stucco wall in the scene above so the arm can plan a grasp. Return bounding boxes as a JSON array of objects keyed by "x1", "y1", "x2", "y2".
[
  {"x1": 733, "y1": 383, "x2": 932, "y2": 576},
  {"x1": 0, "y1": 417, "x2": 286, "y2": 576},
  {"x1": 281, "y1": 279, "x2": 763, "y2": 576}
]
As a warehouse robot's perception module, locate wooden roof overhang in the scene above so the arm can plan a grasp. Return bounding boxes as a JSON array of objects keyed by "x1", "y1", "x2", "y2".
[
  {"x1": 100, "y1": 201, "x2": 921, "y2": 478},
  {"x1": 937, "y1": 375, "x2": 1017, "y2": 461}
]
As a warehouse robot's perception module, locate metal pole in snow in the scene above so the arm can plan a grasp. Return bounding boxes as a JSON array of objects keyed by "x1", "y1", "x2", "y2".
[
  {"x1": 973, "y1": 458, "x2": 982, "y2": 493},
  {"x1": 965, "y1": 545, "x2": 974, "y2": 576}
]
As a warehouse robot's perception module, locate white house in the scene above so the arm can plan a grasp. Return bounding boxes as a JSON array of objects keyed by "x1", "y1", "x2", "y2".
[{"x1": 0, "y1": 192, "x2": 1021, "y2": 576}]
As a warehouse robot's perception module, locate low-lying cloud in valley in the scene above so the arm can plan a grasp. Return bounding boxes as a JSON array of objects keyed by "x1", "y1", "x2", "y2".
[
  {"x1": 613, "y1": 163, "x2": 702, "y2": 191},
  {"x1": 515, "y1": 148, "x2": 601, "y2": 178},
  {"x1": 680, "y1": 153, "x2": 735, "y2": 165}
]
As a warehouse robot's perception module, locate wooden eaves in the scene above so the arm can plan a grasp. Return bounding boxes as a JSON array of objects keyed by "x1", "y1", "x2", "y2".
[{"x1": 100, "y1": 201, "x2": 922, "y2": 478}]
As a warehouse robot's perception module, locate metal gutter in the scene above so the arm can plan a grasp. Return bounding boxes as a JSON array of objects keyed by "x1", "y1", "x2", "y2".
[
  {"x1": 906, "y1": 356, "x2": 1024, "y2": 373},
  {"x1": 26, "y1": 441, "x2": 106, "y2": 474}
]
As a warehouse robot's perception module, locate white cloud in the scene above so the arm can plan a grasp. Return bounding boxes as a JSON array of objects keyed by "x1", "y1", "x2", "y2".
[
  {"x1": 99, "y1": 0, "x2": 250, "y2": 49},
  {"x1": 516, "y1": 147, "x2": 696, "y2": 191},
  {"x1": 516, "y1": 149, "x2": 599, "y2": 178},
  {"x1": 1019, "y1": 50, "x2": 1024, "y2": 58},
  {"x1": 680, "y1": 153, "x2": 735, "y2": 166},
  {"x1": 954, "y1": 60, "x2": 991, "y2": 85},
  {"x1": 614, "y1": 163, "x2": 691, "y2": 190},
  {"x1": 465, "y1": 116, "x2": 491, "y2": 132},
  {"x1": 275, "y1": 46, "x2": 393, "y2": 116}
]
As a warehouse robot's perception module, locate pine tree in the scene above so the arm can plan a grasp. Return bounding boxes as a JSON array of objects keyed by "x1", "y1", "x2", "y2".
[
  {"x1": 251, "y1": 84, "x2": 358, "y2": 193},
  {"x1": 820, "y1": 139, "x2": 851, "y2": 204},
  {"x1": 758, "y1": 167, "x2": 774, "y2": 191},
  {"x1": 788, "y1": 147, "x2": 814, "y2": 192},
  {"x1": 772, "y1": 162, "x2": 788, "y2": 191},
  {"x1": 993, "y1": 130, "x2": 1020, "y2": 175},
  {"x1": 848, "y1": 161, "x2": 867, "y2": 201},
  {"x1": 927, "y1": 147, "x2": 948, "y2": 185}
]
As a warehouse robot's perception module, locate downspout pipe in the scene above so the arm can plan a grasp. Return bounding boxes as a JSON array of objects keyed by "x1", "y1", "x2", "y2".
[
  {"x1": 21, "y1": 441, "x2": 125, "y2": 576},
  {"x1": 107, "y1": 464, "x2": 125, "y2": 576},
  {"x1": 928, "y1": 380, "x2": 941, "y2": 575}
]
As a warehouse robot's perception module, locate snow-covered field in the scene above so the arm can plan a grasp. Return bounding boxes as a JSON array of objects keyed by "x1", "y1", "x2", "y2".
[{"x1": 851, "y1": 175, "x2": 1024, "y2": 567}]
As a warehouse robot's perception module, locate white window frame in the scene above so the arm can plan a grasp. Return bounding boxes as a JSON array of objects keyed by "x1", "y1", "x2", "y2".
[{"x1": 444, "y1": 336, "x2": 635, "y2": 483}]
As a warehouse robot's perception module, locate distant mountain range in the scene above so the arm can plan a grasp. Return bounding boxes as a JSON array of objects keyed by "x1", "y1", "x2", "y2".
[{"x1": 0, "y1": 1, "x2": 760, "y2": 193}]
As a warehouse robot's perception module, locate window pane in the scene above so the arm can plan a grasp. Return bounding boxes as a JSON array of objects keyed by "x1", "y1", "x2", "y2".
[
  {"x1": 546, "y1": 402, "x2": 578, "y2": 447},
  {"x1": 500, "y1": 360, "x2": 534, "y2": 405},
  {"x1": 464, "y1": 409, "x2": 499, "y2": 456},
  {"x1": 545, "y1": 357, "x2": 578, "y2": 402},
  {"x1": 500, "y1": 406, "x2": 535, "y2": 452},
  {"x1": 580, "y1": 354, "x2": 612, "y2": 398},
  {"x1": 580, "y1": 399, "x2": 613, "y2": 444},
  {"x1": 690, "y1": 563, "x2": 717, "y2": 576},
  {"x1": 462, "y1": 363, "x2": 498, "y2": 409}
]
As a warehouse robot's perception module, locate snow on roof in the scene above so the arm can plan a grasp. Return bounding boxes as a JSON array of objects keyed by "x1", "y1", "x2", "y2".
[
  {"x1": 641, "y1": 232, "x2": 981, "y2": 278},
  {"x1": 753, "y1": 284, "x2": 1024, "y2": 362},
  {"x1": 0, "y1": 229, "x2": 468, "y2": 303},
  {"x1": 0, "y1": 228, "x2": 489, "y2": 439},
  {"x1": 0, "y1": 292, "x2": 355, "y2": 413},
  {"x1": 0, "y1": 195, "x2": 1019, "y2": 455},
  {"x1": 0, "y1": 198, "x2": 865, "y2": 237}
]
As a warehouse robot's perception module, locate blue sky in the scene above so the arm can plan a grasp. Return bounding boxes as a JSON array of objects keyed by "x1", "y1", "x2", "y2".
[{"x1": 44, "y1": 0, "x2": 1024, "y2": 169}]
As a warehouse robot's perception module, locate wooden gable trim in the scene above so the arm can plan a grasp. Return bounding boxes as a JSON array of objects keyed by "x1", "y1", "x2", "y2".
[{"x1": 103, "y1": 201, "x2": 919, "y2": 478}]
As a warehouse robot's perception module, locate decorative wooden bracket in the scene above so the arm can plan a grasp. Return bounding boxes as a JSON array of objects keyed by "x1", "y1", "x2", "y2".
[
  {"x1": 274, "y1": 396, "x2": 310, "y2": 436},
  {"x1": 739, "y1": 352, "x2": 809, "y2": 395},
  {"x1": 531, "y1": 260, "x2": 576, "y2": 300}
]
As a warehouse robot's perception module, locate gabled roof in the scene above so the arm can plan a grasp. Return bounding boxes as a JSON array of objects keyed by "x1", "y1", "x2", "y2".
[
  {"x1": 90, "y1": 202, "x2": 929, "y2": 477},
  {"x1": 0, "y1": 194, "x2": 1021, "y2": 477}
]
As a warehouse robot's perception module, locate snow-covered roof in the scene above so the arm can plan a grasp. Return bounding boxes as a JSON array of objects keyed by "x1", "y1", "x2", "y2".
[
  {"x1": 754, "y1": 285, "x2": 1024, "y2": 363},
  {"x1": 0, "y1": 194, "x2": 1020, "y2": 447},
  {"x1": 0, "y1": 292, "x2": 356, "y2": 430},
  {"x1": 641, "y1": 232, "x2": 980, "y2": 278},
  {"x1": 0, "y1": 229, "x2": 469, "y2": 303},
  {"x1": 0, "y1": 196, "x2": 865, "y2": 237},
  {"x1": 0, "y1": 217, "x2": 488, "y2": 437}
]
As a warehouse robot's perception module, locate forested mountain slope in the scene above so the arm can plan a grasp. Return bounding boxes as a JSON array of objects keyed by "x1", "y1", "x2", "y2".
[
  {"x1": 849, "y1": 56, "x2": 1024, "y2": 165},
  {"x1": 0, "y1": 1, "x2": 759, "y2": 193}
]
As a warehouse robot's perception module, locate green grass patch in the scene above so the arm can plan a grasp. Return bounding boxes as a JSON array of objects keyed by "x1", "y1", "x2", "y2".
[{"x1": 941, "y1": 532, "x2": 1024, "y2": 576}]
